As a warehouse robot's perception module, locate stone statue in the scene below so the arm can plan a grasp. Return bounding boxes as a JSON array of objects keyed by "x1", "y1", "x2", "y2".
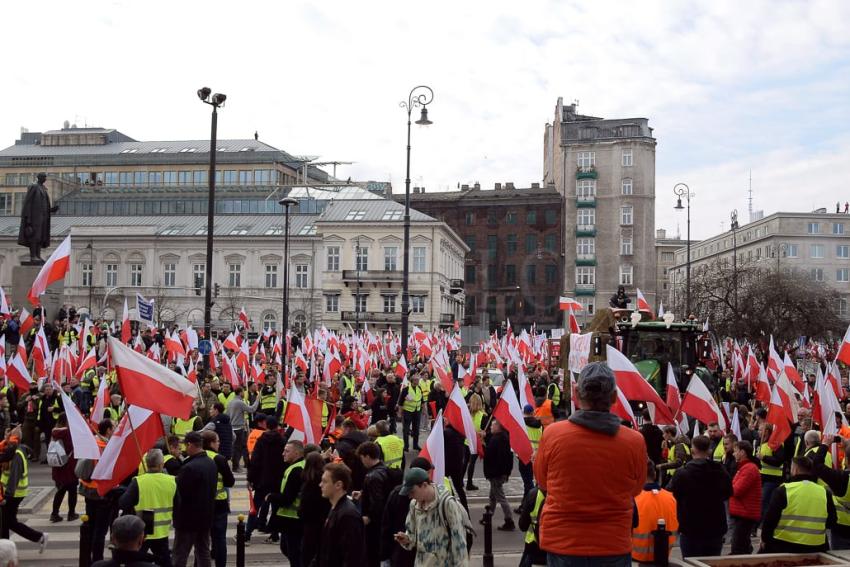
[{"x1": 17, "y1": 173, "x2": 58, "y2": 265}]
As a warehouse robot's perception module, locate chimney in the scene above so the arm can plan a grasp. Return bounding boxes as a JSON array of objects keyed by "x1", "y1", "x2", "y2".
[
  {"x1": 413, "y1": 187, "x2": 420, "y2": 194},
  {"x1": 461, "y1": 184, "x2": 469, "y2": 190},
  {"x1": 494, "y1": 183, "x2": 502, "y2": 190},
  {"x1": 474, "y1": 182, "x2": 480, "y2": 190},
  {"x1": 420, "y1": 187, "x2": 425, "y2": 193},
  {"x1": 531, "y1": 182, "x2": 540, "y2": 189},
  {"x1": 656, "y1": 229, "x2": 666, "y2": 239},
  {"x1": 505, "y1": 182, "x2": 515, "y2": 190}
]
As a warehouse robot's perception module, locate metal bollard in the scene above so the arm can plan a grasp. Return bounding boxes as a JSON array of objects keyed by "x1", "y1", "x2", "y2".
[
  {"x1": 482, "y1": 504, "x2": 494, "y2": 567},
  {"x1": 652, "y1": 518, "x2": 670, "y2": 567},
  {"x1": 79, "y1": 514, "x2": 92, "y2": 567},
  {"x1": 236, "y1": 514, "x2": 246, "y2": 567}
]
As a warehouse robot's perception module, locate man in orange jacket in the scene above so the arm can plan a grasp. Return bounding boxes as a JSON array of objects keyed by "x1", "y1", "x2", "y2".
[{"x1": 632, "y1": 461, "x2": 678, "y2": 563}]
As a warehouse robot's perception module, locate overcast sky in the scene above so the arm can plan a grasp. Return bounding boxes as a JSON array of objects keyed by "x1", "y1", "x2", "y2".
[{"x1": 4, "y1": 0, "x2": 850, "y2": 239}]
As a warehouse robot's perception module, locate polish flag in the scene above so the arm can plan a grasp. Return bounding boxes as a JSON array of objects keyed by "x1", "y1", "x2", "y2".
[
  {"x1": 76, "y1": 347, "x2": 97, "y2": 380},
  {"x1": 814, "y1": 370, "x2": 840, "y2": 437},
  {"x1": 294, "y1": 348, "x2": 309, "y2": 373},
  {"x1": 730, "y1": 406, "x2": 742, "y2": 440},
  {"x1": 658, "y1": 302, "x2": 665, "y2": 319},
  {"x1": 60, "y1": 390, "x2": 101, "y2": 460},
  {"x1": 767, "y1": 336, "x2": 784, "y2": 383},
  {"x1": 679, "y1": 371, "x2": 726, "y2": 430},
  {"x1": 186, "y1": 359, "x2": 197, "y2": 384},
  {"x1": 239, "y1": 307, "x2": 251, "y2": 330},
  {"x1": 666, "y1": 363, "x2": 681, "y2": 415},
  {"x1": 222, "y1": 333, "x2": 239, "y2": 352},
  {"x1": 16, "y1": 339, "x2": 27, "y2": 367},
  {"x1": 108, "y1": 336, "x2": 197, "y2": 419},
  {"x1": 568, "y1": 311, "x2": 580, "y2": 334},
  {"x1": 459, "y1": 364, "x2": 474, "y2": 389},
  {"x1": 784, "y1": 353, "x2": 805, "y2": 393},
  {"x1": 121, "y1": 298, "x2": 131, "y2": 344},
  {"x1": 90, "y1": 377, "x2": 110, "y2": 425},
  {"x1": 419, "y1": 410, "x2": 445, "y2": 486},
  {"x1": 19, "y1": 308, "x2": 34, "y2": 337},
  {"x1": 606, "y1": 346, "x2": 675, "y2": 425},
  {"x1": 92, "y1": 406, "x2": 165, "y2": 495},
  {"x1": 164, "y1": 330, "x2": 186, "y2": 362},
  {"x1": 775, "y1": 371, "x2": 800, "y2": 424},
  {"x1": 361, "y1": 375, "x2": 375, "y2": 405},
  {"x1": 444, "y1": 384, "x2": 482, "y2": 456},
  {"x1": 283, "y1": 383, "x2": 320, "y2": 445},
  {"x1": 27, "y1": 235, "x2": 71, "y2": 305},
  {"x1": 517, "y1": 366, "x2": 536, "y2": 410},
  {"x1": 395, "y1": 354, "x2": 409, "y2": 380},
  {"x1": 559, "y1": 297, "x2": 582, "y2": 311},
  {"x1": 635, "y1": 288, "x2": 652, "y2": 314},
  {"x1": 827, "y1": 363, "x2": 845, "y2": 401},
  {"x1": 0, "y1": 287, "x2": 9, "y2": 317},
  {"x1": 0, "y1": 338, "x2": 6, "y2": 382},
  {"x1": 766, "y1": 385, "x2": 792, "y2": 450},
  {"x1": 838, "y1": 322, "x2": 850, "y2": 365},
  {"x1": 7, "y1": 354, "x2": 31, "y2": 392},
  {"x1": 492, "y1": 381, "x2": 533, "y2": 464},
  {"x1": 611, "y1": 385, "x2": 636, "y2": 426},
  {"x1": 755, "y1": 365, "x2": 772, "y2": 404}
]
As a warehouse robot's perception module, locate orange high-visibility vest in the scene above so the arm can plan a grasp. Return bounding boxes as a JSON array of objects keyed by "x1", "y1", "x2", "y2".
[
  {"x1": 534, "y1": 399, "x2": 554, "y2": 427},
  {"x1": 79, "y1": 438, "x2": 108, "y2": 490},
  {"x1": 632, "y1": 488, "x2": 678, "y2": 563},
  {"x1": 247, "y1": 427, "x2": 264, "y2": 456}
]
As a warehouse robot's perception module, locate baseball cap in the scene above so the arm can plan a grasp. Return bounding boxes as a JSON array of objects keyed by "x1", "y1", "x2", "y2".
[
  {"x1": 523, "y1": 404, "x2": 534, "y2": 414},
  {"x1": 399, "y1": 467, "x2": 430, "y2": 496},
  {"x1": 577, "y1": 361, "x2": 616, "y2": 401}
]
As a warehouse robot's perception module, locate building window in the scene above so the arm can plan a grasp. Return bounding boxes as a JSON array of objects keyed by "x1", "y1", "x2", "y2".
[
  {"x1": 810, "y1": 244, "x2": 825, "y2": 259},
  {"x1": 228, "y1": 264, "x2": 241, "y2": 288},
  {"x1": 81, "y1": 263, "x2": 93, "y2": 287},
  {"x1": 163, "y1": 171, "x2": 177, "y2": 184},
  {"x1": 486, "y1": 296, "x2": 497, "y2": 319},
  {"x1": 0, "y1": 193, "x2": 12, "y2": 215},
  {"x1": 413, "y1": 247, "x2": 426, "y2": 272},
  {"x1": 295, "y1": 264, "x2": 308, "y2": 288},
  {"x1": 621, "y1": 205, "x2": 633, "y2": 226},
  {"x1": 149, "y1": 172, "x2": 163, "y2": 185},
  {"x1": 545, "y1": 264, "x2": 557, "y2": 284},
  {"x1": 192, "y1": 264, "x2": 205, "y2": 289},
  {"x1": 465, "y1": 212, "x2": 474, "y2": 225},
  {"x1": 488, "y1": 235, "x2": 498, "y2": 259},
  {"x1": 327, "y1": 246, "x2": 340, "y2": 271},
  {"x1": 807, "y1": 222, "x2": 820, "y2": 234},
  {"x1": 523, "y1": 296, "x2": 535, "y2": 316},
  {"x1": 838, "y1": 245, "x2": 850, "y2": 259},
  {"x1": 576, "y1": 238, "x2": 595, "y2": 256},
  {"x1": 661, "y1": 251, "x2": 674, "y2": 262},
  {"x1": 465, "y1": 295, "x2": 476, "y2": 316},
  {"x1": 464, "y1": 235, "x2": 476, "y2": 251},
  {"x1": 838, "y1": 268, "x2": 850, "y2": 283},
  {"x1": 506, "y1": 265, "x2": 516, "y2": 285},
  {"x1": 487, "y1": 211, "x2": 498, "y2": 226},
  {"x1": 105, "y1": 264, "x2": 118, "y2": 287},
  {"x1": 621, "y1": 178, "x2": 633, "y2": 195},
  {"x1": 619, "y1": 264, "x2": 633, "y2": 286},
  {"x1": 840, "y1": 298, "x2": 849, "y2": 317},
  {"x1": 262, "y1": 313, "x2": 276, "y2": 331},
  {"x1": 577, "y1": 209, "x2": 595, "y2": 228},
  {"x1": 505, "y1": 296, "x2": 516, "y2": 316},
  {"x1": 384, "y1": 246, "x2": 398, "y2": 271},
  {"x1": 192, "y1": 171, "x2": 206, "y2": 185},
  {"x1": 325, "y1": 294, "x2": 339, "y2": 313},
  {"x1": 254, "y1": 169, "x2": 272, "y2": 184},
  {"x1": 130, "y1": 264, "x2": 143, "y2": 287},
  {"x1": 835, "y1": 223, "x2": 845, "y2": 235},
  {"x1": 811, "y1": 268, "x2": 824, "y2": 282},
  {"x1": 526, "y1": 265, "x2": 536, "y2": 285},
  {"x1": 579, "y1": 297, "x2": 595, "y2": 315},
  {"x1": 411, "y1": 295, "x2": 426, "y2": 314},
  {"x1": 487, "y1": 264, "x2": 497, "y2": 284},
  {"x1": 544, "y1": 233, "x2": 557, "y2": 252},
  {"x1": 506, "y1": 234, "x2": 517, "y2": 255},
  {"x1": 356, "y1": 247, "x2": 369, "y2": 271},
  {"x1": 506, "y1": 211, "x2": 517, "y2": 224},
  {"x1": 787, "y1": 244, "x2": 799, "y2": 258},
  {"x1": 527, "y1": 210, "x2": 537, "y2": 225},
  {"x1": 545, "y1": 209, "x2": 557, "y2": 226},
  {"x1": 577, "y1": 151, "x2": 595, "y2": 170},
  {"x1": 576, "y1": 179, "x2": 595, "y2": 199},
  {"x1": 620, "y1": 237, "x2": 633, "y2": 255},
  {"x1": 163, "y1": 263, "x2": 176, "y2": 287},
  {"x1": 622, "y1": 149, "x2": 633, "y2": 167},
  {"x1": 465, "y1": 265, "x2": 476, "y2": 284},
  {"x1": 576, "y1": 266, "x2": 595, "y2": 286},
  {"x1": 526, "y1": 234, "x2": 538, "y2": 253},
  {"x1": 265, "y1": 264, "x2": 278, "y2": 288},
  {"x1": 355, "y1": 294, "x2": 368, "y2": 313},
  {"x1": 383, "y1": 295, "x2": 396, "y2": 313}
]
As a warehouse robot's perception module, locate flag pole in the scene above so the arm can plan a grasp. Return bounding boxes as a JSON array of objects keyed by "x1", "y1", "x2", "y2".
[{"x1": 125, "y1": 408, "x2": 148, "y2": 473}]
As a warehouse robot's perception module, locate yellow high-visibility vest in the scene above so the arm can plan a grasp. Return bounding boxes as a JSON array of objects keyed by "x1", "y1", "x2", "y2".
[
  {"x1": 774, "y1": 480, "x2": 828, "y2": 547},
  {"x1": 376, "y1": 435, "x2": 404, "y2": 469},
  {"x1": 136, "y1": 472, "x2": 176, "y2": 540},
  {"x1": 0, "y1": 449, "x2": 28, "y2": 498},
  {"x1": 205, "y1": 450, "x2": 227, "y2": 501},
  {"x1": 276, "y1": 460, "x2": 305, "y2": 519}
]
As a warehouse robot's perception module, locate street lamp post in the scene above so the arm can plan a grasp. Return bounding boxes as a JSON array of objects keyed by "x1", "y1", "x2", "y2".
[
  {"x1": 197, "y1": 87, "x2": 227, "y2": 355},
  {"x1": 730, "y1": 210, "x2": 739, "y2": 313},
  {"x1": 279, "y1": 196, "x2": 298, "y2": 375},
  {"x1": 399, "y1": 85, "x2": 433, "y2": 356},
  {"x1": 674, "y1": 183, "x2": 692, "y2": 317},
  {"x1": 85, "y1": 240, "x2": 94, "y2": 315},
  {"x1": 355, "y1": 237, "x2": 361, "y2": 332}
]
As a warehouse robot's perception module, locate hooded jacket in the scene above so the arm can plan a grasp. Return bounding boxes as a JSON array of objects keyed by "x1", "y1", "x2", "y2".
[{"x1": 667, "y1": 457, "x2": 733, "y2": 536}]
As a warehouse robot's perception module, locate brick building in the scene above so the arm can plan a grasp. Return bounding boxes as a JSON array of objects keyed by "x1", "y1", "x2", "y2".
[{"x1": 396, "y1": 183, "x2": 564, "y2": 333}]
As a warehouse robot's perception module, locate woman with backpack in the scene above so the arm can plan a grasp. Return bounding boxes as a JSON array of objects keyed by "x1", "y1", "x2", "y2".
[{"x1": 48, "y1": 414, "x2": 79, "y2": 523}]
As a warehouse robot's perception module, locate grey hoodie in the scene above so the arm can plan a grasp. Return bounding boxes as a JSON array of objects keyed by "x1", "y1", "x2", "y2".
[{"x1": 568, "y1": 410, "x2": 622, "y2": 436}]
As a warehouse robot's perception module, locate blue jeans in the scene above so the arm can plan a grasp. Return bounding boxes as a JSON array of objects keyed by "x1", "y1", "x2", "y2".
[
  {"x1": 519, "y1": 459, "x2": 535, "y2": 497},
  {"x1": 679, "y1": 533, "x2": 723, "y2": 558},
  {"x1": 547, "y1": 553, "x2": 631, "y2": 567},
  {"x1": 210, "y1": 510, "x2": 228, "y2": 567}
]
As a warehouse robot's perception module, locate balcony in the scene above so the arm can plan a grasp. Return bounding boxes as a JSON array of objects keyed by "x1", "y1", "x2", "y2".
[
  {"x1": 449, "y1": 279, "x2": 464, "y2": 294},
  {"x1": 575, "y1": 255, "x2": 596, "y2": 266},
  {"x1": 575, "y1": 167, "x2": 598, "y2": 180},
  {"x1": 439, "y1": 313, "x2": 454, "y2": 324},
  {"x1": 340, "y1": 311, "x2": 402, "y2": 324},
  {"x1": 576, "y1": 225, "x2": 596, "y2": 237},
  {"x1": 341, "y1": 269, "x2": 403, "y2": 286},
  {"x1": 576, "y1": 196, "x2": 596, "y2": 208},
  {"x1": 575, "y1": 285, "x2": 596, "y2": 296}
]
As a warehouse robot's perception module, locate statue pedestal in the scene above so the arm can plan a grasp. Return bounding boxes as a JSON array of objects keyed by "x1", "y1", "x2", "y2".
[{"x1": 11, "y1": 265, "x2": 64, "y2": 318}]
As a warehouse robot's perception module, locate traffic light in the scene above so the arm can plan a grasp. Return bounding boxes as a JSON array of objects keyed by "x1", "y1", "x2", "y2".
[{"x1": 214, "y1": 283, "x2": 220, "y2": 297}]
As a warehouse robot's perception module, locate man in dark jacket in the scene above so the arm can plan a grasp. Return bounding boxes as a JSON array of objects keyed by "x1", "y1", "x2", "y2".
[
  {"x1": 203, "y1": 403, "x2": 233, "y2": 462},
  {"x1": 202, "y1": 430, "x2": 235, "y2": 567},
  {"x1": 91, "y1": 515, "x2": 158, "y2": 567},
  {"x1": 246, "y1": 416, "x2": 286, "y2": 543},
  {"x1": 815, "y1": 438, "x2": 850, "y2": 549},
  {"x1": 335, "y1": 419, "x2": 368, "y2": 490},
  {"x1": 268, "y1": 440, "x2": 305, "y2": 567},
  {"x1": 316, "y1": 463, "x2": 367, "y2": 566},
  {"x1": 173, "y1": 431, "x2": 218, "y2": 567},
  {"x1": 443, "y1": 418, "x2": 469, "y2": 510},
  {"x1": 357, "y1": 441, "x2": 390, "y2": 567},
  {"x1": 484, "y1": 419, "x2": 515, "y2": 531},
  {"x1": 639, "y1": 409, "x2": 663, "y2": 466},
  {"x1": 380, "y1": 457, "x2": 428, "y2": 567},
  {"x1": 668, "y1": 434, "x2": 733, "y2": 557}
]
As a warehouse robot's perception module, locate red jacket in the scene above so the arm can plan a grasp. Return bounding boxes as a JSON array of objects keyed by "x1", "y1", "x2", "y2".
[{"x1": 730, "y1": 459, "x2": 762, "y2": 520}]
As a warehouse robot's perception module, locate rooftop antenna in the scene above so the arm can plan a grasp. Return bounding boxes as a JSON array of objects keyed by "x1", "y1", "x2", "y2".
[{"x1": 747, "y1": 169, "x2": 753, "y2": 223}]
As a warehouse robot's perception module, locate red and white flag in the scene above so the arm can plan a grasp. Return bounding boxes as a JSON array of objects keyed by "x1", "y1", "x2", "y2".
[
  {"x1": 730, "y1": 406, "x2": 742, "y2": 440},
  {"x1": 665, "y1": 363, "x2": 681, "y2": 415},
  {"x1": 784, "y1": 353, "x2": 805, "y2": 393},
  {"x1": 559, "y1": 297, "x2": 582, "y2": 311},
  {"x1": 568, "y1": 311, "x2": 580, "y2": 334},
  {"x1": 611, "y1": 385, "x2": 636, "y2": 426},
  {"x1": 518, "y1": 367, "x2": 536, "y2": 410},
  {"x1": 776, "y1": 371, "x2": 800, "y2": 425},
  {"x1": 76, "y1": 347, "x2": 97, "y2": 380},
  {"x1": 766, "y1": 385, "x2": 792, "y2": 450},
  {"x1": 90, "y1": 377, "x2": 110, "y2": 425},
  {"x1": 492, "y1": 381, "x2": 533, "y2": 464},
  {"x1": 7, "y1": 354, "x2": 31, "y2": 392},
  {"x1": 27, "y1": 235, "x2": 72, "y2": 305},
  {"x1": 839, "y1": 322, "x2": 850, "y2": 365},
  {"x1": 606, "y1": 346, "x2": 675, "y2": 425},
  {"x1": 283, "y1": 383, "x2": 320, "y2": 445},
  {"x1": 679, "y1": 372, "x2": 726, "y2": 430},
  {"x1": 60, "y1": 390, "x2": 101, "y2": 460},
  {"x1": 91, "y1": 406, "x2": 164, "y2": 495},
  {"x1": 0, "y1": 287, "x2": 9, "y2": 317},
  {"x1": 239, "y1": 307, "x2": 251, "y2": 330},
  {"x1": 108, "y1": 336, "x2": 197, "y2": 419},
  {"x1": 444, "y1": 384, "x2": 482, "y2": 456},
  {"x1": 19, "y1": 308, "x2": 34, "y2": 337},
  {"x1": 419, "y1": 410, "x2": 445, "y2": 486},
  {"x1": 395, "y1": 354, "x2": 409, "y2": 380},
  {"x1": 121, "y1": 298, "x2": 131, "y2": 344},
  {"x1": 635, "y1": 288, "x2": 652, "y2": 314},
  {"x1": 754, "y1": 365, "x2": 771, "y2": 404},
  {"x1": 767, "y1": 336, "x2": 783, "y2": 383}
]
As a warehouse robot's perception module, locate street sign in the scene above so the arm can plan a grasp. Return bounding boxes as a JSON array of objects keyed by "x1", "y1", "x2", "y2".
[{"x1": 198, "y1": 340, "x2": 212, "y2": 355}]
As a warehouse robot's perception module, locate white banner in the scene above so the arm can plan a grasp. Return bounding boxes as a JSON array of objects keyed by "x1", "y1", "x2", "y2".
[{"x1": 568, "y1": 332, "x2": 593, "y2": 374}]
